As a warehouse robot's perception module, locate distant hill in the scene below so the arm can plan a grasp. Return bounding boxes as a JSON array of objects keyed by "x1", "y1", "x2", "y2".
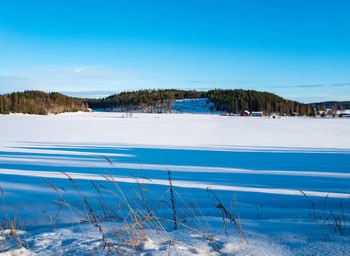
[
  {"x1": 87, "y1": 89, "x2": 315, "y2": 116},
  {"x1": 207, "y1": 89, "x2": 314, "y2": 116},
  {"x1": 0, "y1": 89, "x2": 318, "y2": 116},
  {"x1": 0, "y1": 90, "x2": 88, "y2": 115},
  {"x1": 310, "y1": 101, "x2": 350, "y2": 110},
  {"x1": 87, "y1": 89, "x2": 206, "y2": 113}
]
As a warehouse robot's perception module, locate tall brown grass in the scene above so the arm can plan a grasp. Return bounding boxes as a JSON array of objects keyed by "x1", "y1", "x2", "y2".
[{"x1": 0, "y1": 161, "x2": 245, "y2": 255}]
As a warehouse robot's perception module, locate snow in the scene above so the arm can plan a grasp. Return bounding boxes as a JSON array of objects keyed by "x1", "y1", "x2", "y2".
[
  {"x1": 1, "y1": 168, "x2": 350, "y2": 198},
  {"x1": 0, "y1": 112, "x2": 350, "y2": 255},
  {"x1": 336, "y1": 110, "x2": 350, "y2": 114},
  {"x1": 172, "y1": 98, "x2": 219, "y2": 114},
  {"x1": 0, "y1": 248, "x2": 35, "y2": 256},
  {"x1": 0, "y1": 112, "x2": 349, "y2": 148},
  {"x1": 1, "y1": 230, "x2": 26, "y2": 236}
]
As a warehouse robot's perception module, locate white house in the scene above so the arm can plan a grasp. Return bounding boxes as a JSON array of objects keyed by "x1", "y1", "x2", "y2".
[{"x1": 251, "y1": 111, "x2": 263, "y2": 117}]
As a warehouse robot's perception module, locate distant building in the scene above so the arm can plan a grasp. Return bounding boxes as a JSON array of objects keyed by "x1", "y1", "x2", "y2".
[
  {"x1": 222, "y1": 113, "x2": 237, "y2": 116},
  {"x1": 240, "y1": 110, "x2": 250, "y2": 116},
  {"x1": 269, "y1": 112, "x2": 279, "y2": 118},
  {"x1": 251, "y1": 111, "x2": 263, "y2": 117},
  {"x1": 337, "y1": 110, "x2": 350, "y2": 118},
  {"x1": 336, "y1": 110, "x2": 350, "y2": 115}
]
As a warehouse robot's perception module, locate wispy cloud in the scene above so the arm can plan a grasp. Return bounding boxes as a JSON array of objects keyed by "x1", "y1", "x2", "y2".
[
  {"x1": 0, "y1": 75, "x2": 30, "y2": 81},
  {"x1": 274, "y1": 82, "x2": 350, "y2": 89},
  {"x1": 332, "y1": 82, "x2": 350, "y2": 87},
  {"x1": 0, "y1": 75, "x2": 35, "y2": 93},
  {"x1": 283, "y1": 94, "x2": 350, "y2": 103},
  {"x1": 273, "y1": 84, "x2": 325, "y2": 88},
  {"x1": 74, "y1": 65, "x2": 103, "y2": 73},
  {"x1": 185, "y1": 79, "x2": 253, "y2": 85},
  {"x1": 0, "y1": 66, "x2": 138, "y2": 94},
  {"x1": 186, "y1": 80, "x2": 209, "y2": 84},
  {"x1": 61, "y1": 90, "x2": 116, "y2": 98}
]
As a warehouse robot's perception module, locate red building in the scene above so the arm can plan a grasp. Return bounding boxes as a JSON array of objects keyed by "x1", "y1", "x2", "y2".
[{"x1": 240, "y1": 110, "x2": 250, "y2": 116}]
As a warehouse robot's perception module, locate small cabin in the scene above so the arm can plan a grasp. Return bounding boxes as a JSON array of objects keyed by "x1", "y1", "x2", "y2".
[
  {"x1": 240, "y1": 110, "x2": 251, "y2": 116},
  {"x1": 251, "y1": 111, "x2": 263, "y2": 117}
]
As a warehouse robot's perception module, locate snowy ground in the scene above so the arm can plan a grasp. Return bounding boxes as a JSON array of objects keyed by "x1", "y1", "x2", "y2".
[
  {"x1": 172, "y1": 98, "x2": 219, "y2": 114},
  {"x1": 0, "y1": 112, "x2": 350, "y2": 255}
]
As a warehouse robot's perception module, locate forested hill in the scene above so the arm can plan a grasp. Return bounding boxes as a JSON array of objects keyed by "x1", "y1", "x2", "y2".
[
  {"x1": 87, "y1": 89, "x2": 206, "y2": 112},
  {"x1": 311, "y1": 101, "x2": 350, "y2": 110},
  {"x1": 0, "y1": 91, "x2": 88, "y2": 115},
  {"x1": 88, "y1": 89, "x2": 314, "y2": 116},
  {"x1": 0, "y1": 89, "x2": 315, "y2": 116},
  {"x1": 207, "y1": 89, "x2": 314, "y2": 116}
]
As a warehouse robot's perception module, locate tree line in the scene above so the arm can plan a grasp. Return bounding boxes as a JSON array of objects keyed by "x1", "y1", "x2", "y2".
[
  {"x1": 207, "y1": 89, "x2": 314, "y2": 116},
  {"x1": 0, "y1": 89, "x2": 316, "y2": 116},
  {"x1": 87, "y1": 89, "x2": 206, "y2": 113},
  {"x1": 0, "y1": 91, "x2": 88, "y2": 115},
  {"x1": 88, "y1": 89, "x2": 314, "y2": 116},
  {"x1": 311, "y1": 101, "x2": 350, "y2": 111}
]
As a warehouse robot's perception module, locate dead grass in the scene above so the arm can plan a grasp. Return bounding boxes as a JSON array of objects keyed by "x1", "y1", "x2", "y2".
[
  {"x1": 0, "y1": 156, "x2": 246, "y2": 255},
  {"x1": 3, "y1": 156, "x2": 348, "y2": 255},
  {"x1": 300, "y1": 190, "x2": 347, "y2": 241},
  {"x1": 0, "y1": 186, "x2": 29, "y2": 253}
]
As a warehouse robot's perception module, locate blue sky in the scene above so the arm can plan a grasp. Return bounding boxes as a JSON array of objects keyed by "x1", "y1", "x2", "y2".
[{"x1": 0, "y1": 0, "x2": 350, "y2": 102}]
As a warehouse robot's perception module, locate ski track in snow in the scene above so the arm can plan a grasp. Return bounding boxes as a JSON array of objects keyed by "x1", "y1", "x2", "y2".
[{"x1": 0, "y1": 168, "x2": 350, "y2": 199}]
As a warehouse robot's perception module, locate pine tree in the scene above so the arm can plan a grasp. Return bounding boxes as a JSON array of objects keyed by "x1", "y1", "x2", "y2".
[{"x1": 0, "y1": 96, "x2": 4, "y2": 114}]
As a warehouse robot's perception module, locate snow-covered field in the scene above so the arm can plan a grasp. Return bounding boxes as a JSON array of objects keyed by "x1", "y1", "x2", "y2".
[{"x1": 0, "y1": 112, "x2": 350, "y2": 255}]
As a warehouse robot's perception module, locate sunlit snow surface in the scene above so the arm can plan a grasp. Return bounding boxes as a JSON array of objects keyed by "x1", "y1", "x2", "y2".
[{"x1": 0, "y1": 112, "x2": 350, "y2": 255}]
